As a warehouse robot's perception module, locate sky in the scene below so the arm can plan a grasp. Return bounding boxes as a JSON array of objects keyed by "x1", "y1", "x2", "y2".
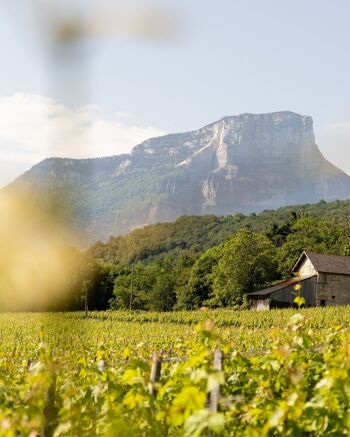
[{"x1": 0, "y1": 0, "x2": 350, "y2": 187}]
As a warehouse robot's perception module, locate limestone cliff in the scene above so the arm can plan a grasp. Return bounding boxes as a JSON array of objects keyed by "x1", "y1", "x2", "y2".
[{"x1": 6, "y1": 111, "x2": 350, "y2": 243}]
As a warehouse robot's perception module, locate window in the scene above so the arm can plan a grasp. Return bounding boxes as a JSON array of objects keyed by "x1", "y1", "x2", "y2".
[
  {"x1": 320, "y1": 300, "x2": 326, "y2": 307},
  {"x1": 332, "y1": 295, "x2": 336, "y2": 300}
]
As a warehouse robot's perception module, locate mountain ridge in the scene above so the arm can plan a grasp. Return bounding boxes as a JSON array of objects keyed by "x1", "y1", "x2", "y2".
[{"x1": 5, "y1": 111, "x2": 350, "y2": 245}]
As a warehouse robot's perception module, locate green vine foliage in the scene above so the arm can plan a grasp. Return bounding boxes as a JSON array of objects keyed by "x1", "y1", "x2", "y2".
[{"x1": 2, "y1": 309, "x2": 350, "y2": 435}]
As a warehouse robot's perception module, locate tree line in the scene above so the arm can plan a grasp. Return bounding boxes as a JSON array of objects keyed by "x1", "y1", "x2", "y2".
[{"x1": 62, "y1": 201, "x2": 350, "y2": 312}]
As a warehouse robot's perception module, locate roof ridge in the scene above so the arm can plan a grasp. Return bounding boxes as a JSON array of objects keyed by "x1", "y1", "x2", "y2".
[
  {"x1": 292, "y1": 251, "x2": 350, "y2": 275},
  {"x1": 306, "y1": 251, "x2": 349, "y2": 258}
]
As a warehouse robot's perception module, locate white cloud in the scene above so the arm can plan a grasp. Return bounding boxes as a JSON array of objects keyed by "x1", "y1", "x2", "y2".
[
  {"x1": 317, "y1": 121, "x2": 350, "y2": 175},
  {"x1": 0, "y1": 93, "x2": 165, "y2": 186}
]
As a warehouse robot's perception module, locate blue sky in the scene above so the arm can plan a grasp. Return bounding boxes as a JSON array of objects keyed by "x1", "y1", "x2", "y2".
[{"x1": 0, "y1": 0, "x2": 350, "y2": 186}]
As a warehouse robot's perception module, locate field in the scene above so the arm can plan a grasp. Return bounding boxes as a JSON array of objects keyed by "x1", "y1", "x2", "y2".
[{"x1": 2, "y1": 308, "x2": 350, "y2": 436}]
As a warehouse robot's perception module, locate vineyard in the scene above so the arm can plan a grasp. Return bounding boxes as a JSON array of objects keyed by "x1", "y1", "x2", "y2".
[{"x1": 2, "y1": 308, "x2": 350, "y2": 436}]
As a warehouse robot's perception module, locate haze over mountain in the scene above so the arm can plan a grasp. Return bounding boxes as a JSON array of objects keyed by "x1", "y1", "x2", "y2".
[{"x1": 5, "y1": 111, "x2": 350, "y2": 244}]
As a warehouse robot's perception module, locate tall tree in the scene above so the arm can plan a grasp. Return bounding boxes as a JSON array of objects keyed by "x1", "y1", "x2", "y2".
[
  {"x1": 209, "y1": 229, "x2": 278, "y2": 306},
  {"x1": 277, "y1": 216, "x2": 344, "y2": 276},
  {"x1": 148, "y1": 258, "x2": 177, "y2": 311},
  {"x1": 177, "y1": 246, "x2": 220, "y2": 310},
  {"x1": 113, "y1": 263, "x2": 150, "y2": 310}
]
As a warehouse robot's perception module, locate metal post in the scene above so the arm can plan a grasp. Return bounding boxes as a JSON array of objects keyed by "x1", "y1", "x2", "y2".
[
  {"x1": 129, "y1": 265, "x2": 134, "y2": 310},
  {"x1": 84, "y1": 286, "x2": 88, "y2": 318}
]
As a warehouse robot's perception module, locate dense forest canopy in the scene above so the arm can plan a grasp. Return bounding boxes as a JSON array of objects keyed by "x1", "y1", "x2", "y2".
[
  {"x1": 38, "y1": 199, "x2": 350, "y2": 311},
  {"x1": 88, "y1": 199, "x2": 350, "y2": 265}
]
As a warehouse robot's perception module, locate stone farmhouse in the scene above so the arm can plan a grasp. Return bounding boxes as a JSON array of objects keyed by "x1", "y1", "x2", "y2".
[{"x1": 248, "y1": 252, "x2": 350, "y2": 310}]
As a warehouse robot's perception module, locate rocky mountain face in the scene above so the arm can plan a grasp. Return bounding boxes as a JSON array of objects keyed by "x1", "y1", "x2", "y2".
[{"x1": 6, "y1": 111, "x2": 350, "y2": 244}]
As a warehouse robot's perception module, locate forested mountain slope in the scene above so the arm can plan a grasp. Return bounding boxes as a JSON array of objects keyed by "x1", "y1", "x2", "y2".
[{"x1": 88, "y1": 199, "x2": 350, "y2": 265}]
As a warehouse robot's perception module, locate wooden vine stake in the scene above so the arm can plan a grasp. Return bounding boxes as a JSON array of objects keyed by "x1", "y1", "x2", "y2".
[
  {"x1": 42, "y1": 373, "x2": 58, "y2": 437},
  {"x1": 149, "y1": 352, "x2": 162, "y2": 397},
  {"x1": 209, "y1": 349, "x2": 224, "y2": 413}
]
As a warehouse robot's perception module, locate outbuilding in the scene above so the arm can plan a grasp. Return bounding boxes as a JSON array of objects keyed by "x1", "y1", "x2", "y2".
[{"x1": 248, "y1": 251, "x2": 350, "y2": 310}]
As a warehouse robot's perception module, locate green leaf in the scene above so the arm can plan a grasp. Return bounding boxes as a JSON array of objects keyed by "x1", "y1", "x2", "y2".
[{"x1": 208, "y1": 413, "x2": 225, "y2": 434}]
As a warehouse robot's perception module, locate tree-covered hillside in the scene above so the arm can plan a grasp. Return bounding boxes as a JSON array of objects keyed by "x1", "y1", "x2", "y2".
[
  {"x1": 88, "y1": 199, "x2": 350, "y2": 265},
  {"x1": 18, "y1": 199, "x2": 350, "y2": 313}
]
